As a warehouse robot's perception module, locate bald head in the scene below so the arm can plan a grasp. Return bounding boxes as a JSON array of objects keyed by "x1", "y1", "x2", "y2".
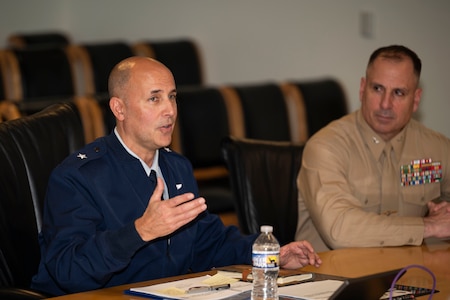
[{"x1": 108, "y1": 56, "x2": 173, "y2": 100}]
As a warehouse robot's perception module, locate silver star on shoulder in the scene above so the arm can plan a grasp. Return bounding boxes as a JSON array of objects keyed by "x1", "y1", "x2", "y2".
[{"x1": 77, "y1": 153, "x2": 87, "y2": 160}]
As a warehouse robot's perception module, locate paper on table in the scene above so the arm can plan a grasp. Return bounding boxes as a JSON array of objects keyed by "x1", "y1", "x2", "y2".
[
  {"x1": 215, "y1": 270, "x2": 313, "y2": 285},
  {"x1": 126, "y1": 274, "x2": 252, "y2": 300},
  {"x1": 379, "y1": 289, "x2": 412, "y2": 299},
  {"x1": 202, "y1": 273, "x2": 239, "y2": 285},
  {"x1": 278, "y1": 279, "x2": 345, "y2": 300}
]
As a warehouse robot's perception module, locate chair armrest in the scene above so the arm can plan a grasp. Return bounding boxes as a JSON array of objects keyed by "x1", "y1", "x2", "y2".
[{"x1": 0, "y1": 287, "x2": 49, "y2": 300}]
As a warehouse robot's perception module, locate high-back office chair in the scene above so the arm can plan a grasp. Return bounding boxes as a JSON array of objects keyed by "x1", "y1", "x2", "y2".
[
  {"x1": 8, "y1": 32, "x2": 71, "y2": 50},
  {"x1": 227, "y1": 82, "x2": 307, "y2": 143},
  {"x1": 288, "y1": 78, "x2": 348, "y2": 137},
  {"x1": 2, "y1": 47, "x2": 78, "y2": 101},
  {"x1": 133, "y1": 39, "x2": 204, "y2": 86},
  {"x1": 69, "y1": 41, "x2": 135, "y2": 95},
  {"x1": 0, "y1": 100, "x2": 21, "y2": 122},
  {"x1": 175, "y1": 86, "x2": 244, "y2": 216},
  {"x1": 0, "y1": 102, "x2": 85, "y2": 299},
  {"x1": 221, "y1": 136, "x2": 304, "y2": 245},
  {"x1": 0, "y1": 51, "x2": 8, "y2": 100},
  {"x1": 16, "y1": 96, "x2": 105, "y2": 144}
]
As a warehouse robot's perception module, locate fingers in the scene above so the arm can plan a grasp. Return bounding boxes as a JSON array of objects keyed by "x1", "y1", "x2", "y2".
[
  {"x1": 279, "y1": 241, "x2": 322, "y2": 269},
  {"x1": 135, "y1": 178, "x2": 207, "y2": 242},
  {"x1": 152, "y1": 178, "x2": 205, "y2": 210},
  {"x1": 150, "y1": 177, "x2": 165, "y2": 202},
  {"x1": 428, "y1": 200, "x2": 450, "y2": 216},
  {"x1": 298, "y1": 240, "x2": 316, "y2": 254},
  {"x1": 298, "y1": 241, "x2": 322, "y2": 267},
  {"x1": 310, "y1": 252, "x2": 322, "y2": 267}
]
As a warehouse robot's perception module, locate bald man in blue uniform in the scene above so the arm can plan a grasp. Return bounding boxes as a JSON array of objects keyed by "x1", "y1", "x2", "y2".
[{"x1": 31, "y1": 57, "x2": 321, "y2": 296}]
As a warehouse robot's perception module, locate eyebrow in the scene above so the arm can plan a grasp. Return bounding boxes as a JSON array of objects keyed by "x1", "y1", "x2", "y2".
[{"x1": 150, "y1": 89, "x2": 177, "y2": 94}]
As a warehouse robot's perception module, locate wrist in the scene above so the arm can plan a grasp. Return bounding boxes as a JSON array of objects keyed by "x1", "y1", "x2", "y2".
[{"x1": 423, "y1": 217, "x2": 434, "y2": 238}]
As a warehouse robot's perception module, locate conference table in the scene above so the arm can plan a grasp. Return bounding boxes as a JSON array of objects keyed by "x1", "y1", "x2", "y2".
[{"x1": 48, "y1": 237, "x2": 450, "y2": 299}]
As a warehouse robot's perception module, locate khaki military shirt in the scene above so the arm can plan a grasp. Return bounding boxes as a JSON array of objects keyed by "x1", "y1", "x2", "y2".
[{"x1": 295, "y1": 110, "x2": 450, "y2": 252}]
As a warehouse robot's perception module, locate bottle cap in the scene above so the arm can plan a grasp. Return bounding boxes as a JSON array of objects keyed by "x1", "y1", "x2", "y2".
[{"x1": 260, "y1": 225, "x2": 273, "y2": 233}]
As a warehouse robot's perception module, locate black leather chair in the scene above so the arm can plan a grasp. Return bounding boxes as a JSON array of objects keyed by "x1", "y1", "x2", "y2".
[
  {"x1": 133, "y1": 39, "x2": 204, "y2": 86},
  {"x1": 16, "y1": 96, "x2": 105, "y2": 144},
  {"x1": 8, "y1": 32, "x2": 70, "y2": 50},
  {"x1": 221, "y1": 136, "x2": 304, "y2": 245},
  {"x1": 0, "y1": 101, "x2": 21, "y2": 122},
  {"x1": 0, "y1": 51, "x2": 7, "y2": 100},
  {"x1": 3, "y1": 47, "x2": 76, "y2": 101},
  {"x1": 175, "y1": 86, "x2": 238, "y2": 215},
  {"x1": 290, "y1": 78, "x2": 348, "y2": 137},
  {"x1": 71, "y1": 41, "x2": 135, "y2": 95},
  {"x1": 93, "y1": 93, "x2": 116, "y2": 135},
  {"x1": 230, "y1": 83, "x2": 292, "y2": 141},
  {"x1": 0, "y1": 102, "x2": 85, "y2": 299}
]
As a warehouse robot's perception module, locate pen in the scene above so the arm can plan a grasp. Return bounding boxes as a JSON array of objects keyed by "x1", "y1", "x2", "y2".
[{"x1": 187, "y1": 283, "x2": 231, "y2": 294}]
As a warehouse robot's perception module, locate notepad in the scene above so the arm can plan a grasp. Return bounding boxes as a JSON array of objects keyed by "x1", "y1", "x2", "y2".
[
  {"x1": 215, "y1": 265, "x2": 314, "y2": 286},
  {"x1": 125, "y1": 274, "x2": 252, "y2": 299}
]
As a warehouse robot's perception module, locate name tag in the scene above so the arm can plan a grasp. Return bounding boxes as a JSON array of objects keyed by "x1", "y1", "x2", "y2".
[{"x1": 401, "y1": 158, "x2": 442, "y2": 186}]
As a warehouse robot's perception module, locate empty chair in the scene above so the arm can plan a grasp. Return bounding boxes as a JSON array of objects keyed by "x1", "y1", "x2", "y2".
[
  {"x1": 0, "y1": 50, "x2": 20, "y2": 100},
  {"x1": 227, "y1": 82, "x2": 307, "y2": 143},
  {"x1": 0, "y1": 51, "x2": 8, "y2": 100},
  {"x1": 0, "y1": 100, "x2": 20, "y2": 122},
  {"x1": 93, "y1": 93, "x2": 116, "y2": 136},
  {"x1": 0, "y1": 102, "x2": 85, "y2": 299},
  {"x1": 288, "y1": 78, "x2": 348, "y2": 137},
  {"x1": 69, "y1": 41, "x2": 135, "y2": 95},
  {"x1": 72, "y1": 96, "x2": 106, "y2": 142},
  {"x1": 175, "y1": 85, "x2": 244, "y2": 221},
  {"x1": 8, "y1": 31, "x2": 70, "y2": 50},
  {"x1": 133, "y1": 39, "x2": 204, "y2": 86},
  {"x1": 2, "y1": 47, "x2": 78, "y2": 101},
  {"x1": 17, "y1": 96, "x2": 105, "y2": 144},
  {"x1": 221, "y1": 136, "x2": 304, "y2": 245}
]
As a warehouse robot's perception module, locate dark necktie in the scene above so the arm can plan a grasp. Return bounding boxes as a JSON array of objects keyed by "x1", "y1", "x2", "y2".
[{"x1": 149, "y1": 169, "x2": 164, "y2": 200}]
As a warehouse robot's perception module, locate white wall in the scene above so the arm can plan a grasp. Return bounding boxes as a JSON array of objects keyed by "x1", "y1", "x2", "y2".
[{"x1": 1, "y1": 0, "x2": 449, "y2": 137}]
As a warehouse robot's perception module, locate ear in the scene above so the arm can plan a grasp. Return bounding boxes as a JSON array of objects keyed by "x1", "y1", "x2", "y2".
[
  {"x1": 109, "y1": 96, "x2": 125, "y2": 121},
  {"x1": 412, "y1": 87, "x2": 422, "y2": 113},
  {"x1": 359, "y1": 77, "x2": 366, "y2": 103}
]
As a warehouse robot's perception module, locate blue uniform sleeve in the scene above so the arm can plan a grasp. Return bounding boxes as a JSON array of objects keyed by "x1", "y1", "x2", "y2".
[
  {"x1": 36, "y1": 166, "x2": 147, "y2": 293},
  {"x1": 191, "y1": 213, "x2": 258, "y2": 271}
]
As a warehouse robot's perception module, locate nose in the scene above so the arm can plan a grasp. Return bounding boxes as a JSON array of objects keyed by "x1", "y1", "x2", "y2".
[
  {"x1": 162, "y1": 97, "x2": 176, "y2": 117},
  {"x1": 379, "y1": 92, "x2": 393, "y2": 110}
]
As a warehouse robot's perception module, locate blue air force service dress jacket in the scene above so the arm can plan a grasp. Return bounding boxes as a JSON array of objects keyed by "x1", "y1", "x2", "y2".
[{"x1": 31, "y1": 133, "x2": 255, "y2": 296}]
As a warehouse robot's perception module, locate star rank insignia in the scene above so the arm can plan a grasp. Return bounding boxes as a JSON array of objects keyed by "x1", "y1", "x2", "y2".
[{"x1": 77, "y1": 153, "x2": 87, "y2": 160}]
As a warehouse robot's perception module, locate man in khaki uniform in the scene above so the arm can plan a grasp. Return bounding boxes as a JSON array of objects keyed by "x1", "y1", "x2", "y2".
[{"x1": 295, "y1": 45, "x2": 450, "y2": 252}]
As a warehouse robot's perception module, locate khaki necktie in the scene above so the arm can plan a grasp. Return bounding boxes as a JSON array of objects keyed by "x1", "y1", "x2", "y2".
[{"x1": 381, "y1": 142, "x2": 398, "y2": 215}]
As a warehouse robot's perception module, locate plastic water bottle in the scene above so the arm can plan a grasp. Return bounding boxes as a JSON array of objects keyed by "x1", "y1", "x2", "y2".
[{"x1": 251, "y1": 225, "x2": 280, "y2": 300}]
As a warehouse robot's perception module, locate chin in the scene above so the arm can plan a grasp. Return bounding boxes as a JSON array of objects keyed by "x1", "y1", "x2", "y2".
[{"x1": 159, "y1": 139, "x2": 172, "y2": 148}]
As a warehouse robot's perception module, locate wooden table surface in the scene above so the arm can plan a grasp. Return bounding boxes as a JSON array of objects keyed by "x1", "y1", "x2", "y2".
[{"x1": 48, "y1": 238, "x2": 450, "y2": 299}]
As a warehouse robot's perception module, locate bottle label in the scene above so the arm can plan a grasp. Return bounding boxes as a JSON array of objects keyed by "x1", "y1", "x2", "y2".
[{"x1": 252, "y1": 251, "x2": 279, "y2": 269}]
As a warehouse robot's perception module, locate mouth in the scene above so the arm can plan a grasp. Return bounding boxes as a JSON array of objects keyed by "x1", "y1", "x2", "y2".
[
  {"x1": 375, "y1": 111, "x2": 394, "y2": 123},
  {"x1": 159, "y1": 123, "x2": 173, "y2": 133}
]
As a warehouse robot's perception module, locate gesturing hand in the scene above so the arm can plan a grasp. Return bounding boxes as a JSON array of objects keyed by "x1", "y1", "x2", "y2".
[{"x1": 135, "y1": 177, "x2": 207, "y2": 241}]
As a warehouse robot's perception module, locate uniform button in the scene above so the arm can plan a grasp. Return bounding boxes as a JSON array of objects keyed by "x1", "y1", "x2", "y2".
[
  {"x1": 408, "y1": 238, "x2": 413, "y2": 243},
  {"x1": 364, "y1": 199, "x2": 369, "y2": 205},
  {"x1": 94, "y1": 147, "x2": 100, "y2": 152},
  {"x1": 380, "y1": 241, "x2": 384, "y2": 246}
]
